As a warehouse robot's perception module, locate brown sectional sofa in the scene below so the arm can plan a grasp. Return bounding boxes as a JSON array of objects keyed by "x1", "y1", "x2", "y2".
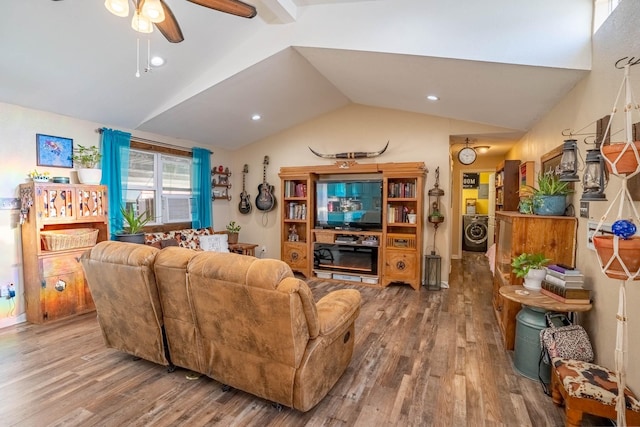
[{"x1": 80, "y1": 240, "x2": 361, "y2": 412}]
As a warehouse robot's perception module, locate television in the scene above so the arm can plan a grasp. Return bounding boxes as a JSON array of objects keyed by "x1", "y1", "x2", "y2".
[{"x1": 315, "y1": 179, "x2": 383, "y2": 230}]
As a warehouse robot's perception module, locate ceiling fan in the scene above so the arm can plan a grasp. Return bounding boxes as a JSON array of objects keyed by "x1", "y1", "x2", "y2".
[{"x1": 104, "y1": 0, "x2": 257, "y2": 44}]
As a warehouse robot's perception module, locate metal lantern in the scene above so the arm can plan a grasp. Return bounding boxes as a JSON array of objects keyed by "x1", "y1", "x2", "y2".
[
  {"x1": 581, "y1": 148, "x2": 607, "y2": 201},
  {"x1": 424, "y1": 251, "x2": 442, "y2": 291},
  {"x1": 424, "y1": 167, "x2": 444, "y2": 290},
  {"x1": 428, "y1": 167, "x2": 445, "y2": 226},
  {"x1": 559, "y1": 139, "x2": 580, "y2": 181}
]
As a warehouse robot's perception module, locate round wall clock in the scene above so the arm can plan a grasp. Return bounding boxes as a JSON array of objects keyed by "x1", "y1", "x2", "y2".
[{"x1": 458, "y1": 146, "x2": 477, "y2": 165}]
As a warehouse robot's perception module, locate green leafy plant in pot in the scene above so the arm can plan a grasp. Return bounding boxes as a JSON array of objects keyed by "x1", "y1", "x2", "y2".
[
  {"x1": 116, "y1": 205, "x2": 152, "y2": 244},
  {"x1": 226, "y1": 221, "x2": 241, "y2": 244},
  {"x1": 528, "y1": 171, "x2": 573, "y2": 216},
  {"x1": 511, "y1": 252, "x2": 550, "y2": 290},
  {"x1": 72, "y1": 144, "x2": 103, "y2": 185}
]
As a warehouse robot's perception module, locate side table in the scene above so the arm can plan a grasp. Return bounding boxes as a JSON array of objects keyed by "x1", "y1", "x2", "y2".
[
  {"x1": 499, "y1": 285, "x2": 592, "y2": 382},
  {"x1": 229, "y1": 242, "x2": 259, "y2": 257}
]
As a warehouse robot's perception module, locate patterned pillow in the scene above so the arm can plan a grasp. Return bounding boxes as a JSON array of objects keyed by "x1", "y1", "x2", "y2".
[{"x1": 199, "y1": 234, "x2": 230, "y2": 252}]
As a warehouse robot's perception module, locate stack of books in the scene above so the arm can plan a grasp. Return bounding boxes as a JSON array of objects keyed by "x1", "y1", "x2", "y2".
[{"x1": 541, "y1": 264, "x2": 591, "y2": 304}]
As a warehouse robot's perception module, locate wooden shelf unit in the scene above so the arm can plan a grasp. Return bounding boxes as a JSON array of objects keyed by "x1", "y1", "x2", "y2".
[
  {"x1": 211, "y1": 169, "x2": 232, "y2": 201},
  {"x1": 495, "y1": 159, "x2": 521, "y2": 212},
  {"x1": 19, "y1": 183, "x2": 110, "y2": 324},
  {"x1": 279, "y1": 162, "x2": 426, "y2": 289},
  {"x1": 492, "y1": 211, "x2": 577, "y2": 350},
  {"x1": 280, "y1": 172, "x2": 314, "y2": 278}
]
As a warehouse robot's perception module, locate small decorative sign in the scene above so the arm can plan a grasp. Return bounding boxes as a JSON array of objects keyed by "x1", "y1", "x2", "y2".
[
  {"x1": 462, "y1": 173, "x2": 479, "y2": 188},
  {"x1": 36, "y1": 134, "x2": 73, "y2": 168}
]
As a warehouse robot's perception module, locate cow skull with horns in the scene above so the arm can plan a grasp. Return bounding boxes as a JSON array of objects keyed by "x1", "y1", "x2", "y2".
[{"x1": 308, "y1": 141, "x2": 389, "y2": 159}]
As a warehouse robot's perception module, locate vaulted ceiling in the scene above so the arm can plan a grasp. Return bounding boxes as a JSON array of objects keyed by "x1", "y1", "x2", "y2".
[{"x1": 0, "y1": 0, "x2": 593, "y2": 155}]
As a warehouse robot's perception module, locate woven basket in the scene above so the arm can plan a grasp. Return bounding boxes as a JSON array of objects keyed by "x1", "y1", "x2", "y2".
[
  {"x1": 315, "y1": 230, "x2": 334, "y2": 243},
  {"x1": 41, "y1": 228, "x2": 99, "y2": 251}
]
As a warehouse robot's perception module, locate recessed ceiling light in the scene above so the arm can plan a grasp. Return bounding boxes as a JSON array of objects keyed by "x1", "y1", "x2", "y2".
[
  {"x1": 426, "y1": 95, "x2": 439, "y2": 101},
  {"x1": 251, "y1": 114, "x2": 262, "y2": 121},
  {"x1": 150, "y1": 56, "x2": 165, "y2": 67}
]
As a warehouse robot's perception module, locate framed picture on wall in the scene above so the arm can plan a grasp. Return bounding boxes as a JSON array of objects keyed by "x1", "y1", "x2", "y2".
[
  {"x1": 541, "y1": 144, "x2": 563, "y2": 176},
  {"x1": 36, "y1": 134, "x2": 73, "y2": 168}
]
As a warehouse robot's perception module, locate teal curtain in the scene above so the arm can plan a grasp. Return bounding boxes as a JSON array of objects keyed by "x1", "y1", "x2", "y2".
[
  {"x1": 191, "y1": 147, "x2": 212, "y2": 228},
  {"x1": 100, "y1": 128, "x2": 131, "y2": 238}
]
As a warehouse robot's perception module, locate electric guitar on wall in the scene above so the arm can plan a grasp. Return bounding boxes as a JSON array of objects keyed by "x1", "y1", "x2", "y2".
[
  {"x1": 238, "y1": 164, "x2": 252, "y2": 214},
  {"x1": 255, "y1": 156, "x2": 276, "y2": 211}
]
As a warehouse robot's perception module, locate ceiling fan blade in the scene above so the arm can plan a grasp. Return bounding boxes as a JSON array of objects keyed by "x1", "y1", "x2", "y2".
[
  {"x1": 187, "y1": 0, "x2": 257, "y2": 19},
  {"x1": 155, "y1": 0, "x2": 184, "y2": 43}
]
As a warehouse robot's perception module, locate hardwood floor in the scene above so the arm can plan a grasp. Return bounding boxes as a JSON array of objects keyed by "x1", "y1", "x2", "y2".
[{"x1": 0, "y1": 252, "x2": 608, "y2": 426}]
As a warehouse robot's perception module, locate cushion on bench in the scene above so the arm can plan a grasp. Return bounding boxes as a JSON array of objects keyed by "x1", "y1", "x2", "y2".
[{"x1": 553, "y1": 358, "x2": 640, "y2": 412}]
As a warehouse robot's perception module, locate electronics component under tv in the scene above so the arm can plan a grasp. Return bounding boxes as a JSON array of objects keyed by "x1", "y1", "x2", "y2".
[{"x1": 315, "y1": 180, "x2": 383, "y2": 230}]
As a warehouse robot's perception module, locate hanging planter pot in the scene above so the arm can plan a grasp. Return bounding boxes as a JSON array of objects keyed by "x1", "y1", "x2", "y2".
[
  {"x1": 592, "y1": 235, "x2": 640, "y2": 280},
  {"x1": 601, "y1": 141, "x2": 640, "y2": 174}
]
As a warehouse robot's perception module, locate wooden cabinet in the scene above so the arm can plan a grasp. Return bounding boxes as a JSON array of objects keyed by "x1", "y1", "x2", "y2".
[
  {"x1": 279, "y1": 162, "x2": 426, "y2": 289},
  {"x1": 495, "y1": 160, "x2": 521, "y2": 212},
  {"x1": 19, "y1": 183, "x2": 109, "y2": 324},
  {"x1": 382, "y1": 171, "x2": 424, "y2": 289},
  {"x1": 280, "y1": 173, "x2": 313, "y2": 277},
  {"x1": 492, "y1": 211, "x2": 577, "y2": 349}
]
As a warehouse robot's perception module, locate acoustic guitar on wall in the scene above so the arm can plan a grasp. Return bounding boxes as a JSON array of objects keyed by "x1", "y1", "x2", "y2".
[
  {"x1": 255, "y1": 156, "x2": 276, "y2": 211},
  {"x1": 238, "y1": 164, "x2": 252, "y2": 214}
]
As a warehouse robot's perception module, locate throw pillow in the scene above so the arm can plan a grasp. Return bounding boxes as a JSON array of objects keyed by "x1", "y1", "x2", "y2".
[{"x1": 199, "y1": 234, "x2": 230, "y2": 253}]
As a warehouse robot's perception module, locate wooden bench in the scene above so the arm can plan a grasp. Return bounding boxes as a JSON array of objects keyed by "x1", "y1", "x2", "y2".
[{"x1": 551, "y1": 358, "x2": 640, "y2": 426}]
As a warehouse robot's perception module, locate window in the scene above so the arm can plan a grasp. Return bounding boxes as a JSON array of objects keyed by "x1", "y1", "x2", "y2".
[
  {"x1": 125, "y1": 149, "x2": 193, "y2": 224},
  {"x1": 593, "y1": 0, "x2": 619, "y2": 33}
]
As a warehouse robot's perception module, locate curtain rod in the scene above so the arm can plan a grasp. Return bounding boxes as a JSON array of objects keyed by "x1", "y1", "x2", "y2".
[{"x1": 96, "y1": 128, "x2": 211, "y2": 154}]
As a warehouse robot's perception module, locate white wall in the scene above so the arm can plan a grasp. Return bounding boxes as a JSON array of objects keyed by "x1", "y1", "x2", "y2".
[{"x1": 509, "y1": 0, "x2": 640, "y2": 390}]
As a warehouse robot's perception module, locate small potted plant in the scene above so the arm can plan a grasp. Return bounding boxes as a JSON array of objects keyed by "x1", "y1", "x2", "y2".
[
  {"x1": 115, "y1": 205, "x2": 152, "y2": 244},
  {"x1": 527, "y1": 171, "x2": 573, "y2": 216},
  {"x1": 72, "y1": 144, "x2": 102, "y2": 185},
  {"x1": 226, "y1": 221, "x2": 241, "y2": 244},
  {"x1": 28, "y1": 169, "x2": 50, "y2": 183},
  {"x1": 511, "y1": 252, "x2": 550, "y2": 290}
]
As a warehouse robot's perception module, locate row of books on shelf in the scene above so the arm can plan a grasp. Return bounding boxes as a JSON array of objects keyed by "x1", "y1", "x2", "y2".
[
  {"x1": 284, "y1": 182, "x2": 307, "y2": 198},
  {"x1": 287, "y1": 202, "x2": 307, "y2": 220},
  {"x1": 387, "y1": 205, "x2": 411, "y2": 223},
  {"x1": 544, "y1": 265, "x2": 584, "y2": 288},
  {"x1": 387, "y1": 182, "x2": 416, "y2": 198},
  {"x1": 541, "y1": 280, "x2": 591, "y2": 304}
]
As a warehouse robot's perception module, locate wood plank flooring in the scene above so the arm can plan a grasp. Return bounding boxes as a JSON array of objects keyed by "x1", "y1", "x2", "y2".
[{"x1": 0, "y1": 252, "x2": 608, "y2": 426}]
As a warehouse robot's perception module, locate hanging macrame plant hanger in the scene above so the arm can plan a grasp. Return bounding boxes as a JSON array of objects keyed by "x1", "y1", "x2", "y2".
[{"x1": 592, "y1": 64, "x2": 640, "y2": 427}]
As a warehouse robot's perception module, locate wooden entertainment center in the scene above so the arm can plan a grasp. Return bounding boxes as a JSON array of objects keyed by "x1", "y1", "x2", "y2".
[{"x1": 279, "y1": 161, "x2": 426, "y2": 289}]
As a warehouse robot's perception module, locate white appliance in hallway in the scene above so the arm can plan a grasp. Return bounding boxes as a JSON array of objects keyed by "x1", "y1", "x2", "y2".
[{"x1": 462, "y1": 214, "x2": 489, "y2": 252}]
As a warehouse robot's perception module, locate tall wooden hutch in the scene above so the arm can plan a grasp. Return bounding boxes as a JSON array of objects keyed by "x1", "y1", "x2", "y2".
[
  {"x1": 280, "y1": 162, "x2": 426, "y2": 290},
  {"x1": 495, "y1": 160, "x2": 521, "y2": 212},
  {"x1": 19, "y1": 183, "x2": 109, "y2": 324},
  {"x1": 492, "y1": 211, "x2": 577, "y2": 349}
]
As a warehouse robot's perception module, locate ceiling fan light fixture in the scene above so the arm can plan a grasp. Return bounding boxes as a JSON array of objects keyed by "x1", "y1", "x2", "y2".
[
  {"x1": 141, "y1": 0, "x2": 166, "y2": 23},
  {"x1": 104, "y1": 0, "x2": 129, "y2": 17},
  {"x1": 150, "y1": 56, "x2": 165, "y2": 67},
  {"x1": 132, "y1": 10, "x2": 154, "y2": 33}
]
